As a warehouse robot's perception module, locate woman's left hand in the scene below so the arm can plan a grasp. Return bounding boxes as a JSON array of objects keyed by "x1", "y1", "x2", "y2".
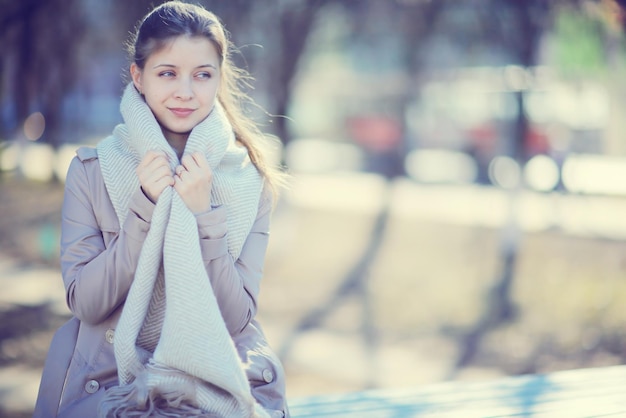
[{"x1": 174, "y1": 152, "x2": 213, "y2": 214}]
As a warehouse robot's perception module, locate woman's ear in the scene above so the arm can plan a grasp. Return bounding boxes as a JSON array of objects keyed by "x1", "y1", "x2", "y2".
[{"x1": 130, "y1": 63, "x2": 143, "y2": 94}]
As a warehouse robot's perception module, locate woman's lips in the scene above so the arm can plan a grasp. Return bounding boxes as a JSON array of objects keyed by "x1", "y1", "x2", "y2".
[{"x1": 169, "y1": 108, "x2": 195, "y2": 117}]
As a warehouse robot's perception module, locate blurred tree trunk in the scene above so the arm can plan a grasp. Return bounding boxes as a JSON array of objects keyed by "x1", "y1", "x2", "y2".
[
  {"x1": 0, "y1": 0, "x2": 85, "y2": 147},
  {"x1": 267, "y1": 0, "x2": 335, "y2": 146},
  {"x1": 484, "y1": 0, "x2": 546, "y2": 329},
  {"x1": 487, "y1": 0, "x2": 550, "y2": 322},
  {"x1": 450, "y1": 0, "x2": 553, "y2": 375},
  {"x1": 1, "y1": 0, "x2": 38, "y2": 141},
  {"x1": 15, "y1": 11, "x2": 34, "y2": 134}
]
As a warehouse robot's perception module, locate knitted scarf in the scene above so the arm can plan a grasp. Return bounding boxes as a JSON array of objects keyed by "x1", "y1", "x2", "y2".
[{"x1": 96, "y1": 83, "x2": 267, "y2": 417}]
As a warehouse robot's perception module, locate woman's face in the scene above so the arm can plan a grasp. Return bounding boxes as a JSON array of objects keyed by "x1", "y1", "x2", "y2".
[{"x1": 131, "y1": 36, "x2": 221, "y2": 144}]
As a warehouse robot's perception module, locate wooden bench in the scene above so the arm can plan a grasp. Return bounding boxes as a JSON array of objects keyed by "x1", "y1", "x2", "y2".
[{"x1": 289, "y1": 365, "x2": 626, "y2": 417}]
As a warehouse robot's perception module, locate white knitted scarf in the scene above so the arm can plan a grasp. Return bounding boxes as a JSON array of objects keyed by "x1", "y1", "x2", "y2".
[{"x1": 96, "y1": 83, "x2": 267, "y2": 417}]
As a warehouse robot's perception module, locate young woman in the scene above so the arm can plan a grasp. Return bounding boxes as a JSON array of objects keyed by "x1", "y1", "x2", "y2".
[{"x1": 34, "y1": 2, "x2": 288, "y2": 417}]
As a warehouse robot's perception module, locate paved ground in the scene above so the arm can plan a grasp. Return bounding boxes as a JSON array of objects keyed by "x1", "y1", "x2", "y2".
[
  {"x1": 0, "y1": 256, "x2": 69, "y2": 416},
  {"x1": 2, "y1": 173, "x2": 626, "y2": 416}
]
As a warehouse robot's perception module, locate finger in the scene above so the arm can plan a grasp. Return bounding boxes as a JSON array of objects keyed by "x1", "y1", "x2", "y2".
[
  {"x1": 180, "y1": 154, "x2": 198, "y2": 171},
  {"x1": 141, "y1": 159, "x2": 171, "y2": 178},
  {"x1": 140, "y1": 156, "x2": 171, "y2": 178},
  {"x1": 173, "y1": 172, "x2": 190, "y2": 189},
  {"x1": 138, "y1": 150, "x2": 167, "y2": 170},
  {"x1": 194, "y1": 153, "x2": 212, "y2": 178},
  {"x1": 151, "y1": 177, "x2": 175, "y2": 198},
  {"x1": 158, "y1": 174, "x2": 176, "y2": 188},
  {"x1": 151, "y1": 175, "x2": 174, "y2": 191},
  {"x1": 141, "y1": 172, "x2": 174, "y2": 203},
  {"x1": 190, "y1": 152, "x2": 209, "y2": 169},
  {"x1": 175, "y1": 167, "x2": 191, "y2": 183},
  {"x1": 149, "y1": 165, "x2": 175, "y2": 183},
  {"x1": 173, "y1": 175, "x2": 184, "y2": 188},
  {"x1": 147, "y1": 155, "x2": 172, "y2": 173},
  {"x1": 138, "y1": 157, "x2": 169, "y2": 181}
]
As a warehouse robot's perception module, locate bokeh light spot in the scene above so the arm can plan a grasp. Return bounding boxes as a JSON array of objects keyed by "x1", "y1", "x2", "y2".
[
  {"x1": 23, "y1": 112, "x2": 46, "y2": 141},
  {"x1": 524, "y1": 155, "x2": 560, "y2": 192},
  {"x1": 20, "y1": 143, "x2": 55, "y2": 182},
  {"x1": 489, "y1": 156, "x2": 521, "y2": 189}
]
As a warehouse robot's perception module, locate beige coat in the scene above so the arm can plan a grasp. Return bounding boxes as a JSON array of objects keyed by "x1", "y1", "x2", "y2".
[{"x1": 34, "y1": 147, "x2": 288, "y2": 417}]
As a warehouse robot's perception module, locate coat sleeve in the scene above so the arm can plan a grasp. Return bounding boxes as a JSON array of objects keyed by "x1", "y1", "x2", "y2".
[
  {"x1": 60, "y1": 153, "x2": 154, "y2": 325},
  {"x1": 195, "y1": 185, "x2": 273, "y2": 335}
]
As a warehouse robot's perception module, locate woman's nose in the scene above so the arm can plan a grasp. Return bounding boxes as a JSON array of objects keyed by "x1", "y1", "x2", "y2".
[{"x1": 175, "y1": 79, "x2": 193, "y2": 100}]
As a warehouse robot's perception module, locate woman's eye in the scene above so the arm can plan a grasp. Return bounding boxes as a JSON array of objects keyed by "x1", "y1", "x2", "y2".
[
  {"x1": 196, "y1": 72, "x2": 211, "y2": 79},
  {"x1": 159, "y1": 71, "x2": 175, "y2": 77}
]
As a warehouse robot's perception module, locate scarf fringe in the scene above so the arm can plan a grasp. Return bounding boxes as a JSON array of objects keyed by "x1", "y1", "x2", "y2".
[{"x1": 98, "y1": 372, "x2": 218, "y2": 418}]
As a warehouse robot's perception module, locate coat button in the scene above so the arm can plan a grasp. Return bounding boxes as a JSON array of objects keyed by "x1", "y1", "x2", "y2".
[
  {"x1": 85, "y1": 380, "x2": 100, "y2": 394},
  {"x1": 105, "y1": 329, "x2": 115, "y2": 344},
  {"x1": 262, "y1": 368, "x2": 274, "y2": 383}
]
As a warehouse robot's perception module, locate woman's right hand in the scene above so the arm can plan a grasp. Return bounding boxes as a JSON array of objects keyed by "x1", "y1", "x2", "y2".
[{"x1": 136, "y1": 150, "x2": 175, "y2": 203}]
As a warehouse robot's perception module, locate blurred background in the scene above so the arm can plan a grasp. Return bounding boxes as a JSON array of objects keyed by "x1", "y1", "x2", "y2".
[{"x1": 3, "y1": 0, "x2": 626, "y2": 416}]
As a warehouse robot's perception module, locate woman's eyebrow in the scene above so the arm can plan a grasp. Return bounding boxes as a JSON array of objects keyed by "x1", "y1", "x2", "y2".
[
  {"x1": 152, "y1": 63, "x2": 177, "y2": 69},
  {"x1": 152, "y1": 63, "x2": 217, "y2": 69}
]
